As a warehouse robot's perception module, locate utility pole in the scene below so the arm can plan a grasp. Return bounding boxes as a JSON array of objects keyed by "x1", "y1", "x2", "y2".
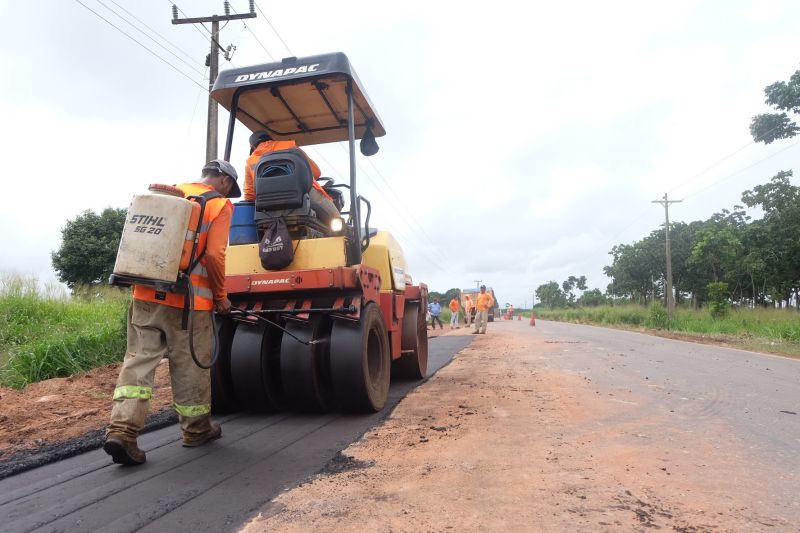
[
  {"x1": 652, "y1": 193, "x2": 682, "y2": 318},
  {"x1": 474, "y1": 280, "x2": 482, "y2": 289},
  {"x1": 172, "y1": 1, "x2": 256, "y2": 162}
]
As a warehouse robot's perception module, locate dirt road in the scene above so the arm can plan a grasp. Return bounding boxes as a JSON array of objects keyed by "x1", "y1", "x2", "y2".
[{"x1": 242, "y1": 321, "x2": 799, "y2": 532}]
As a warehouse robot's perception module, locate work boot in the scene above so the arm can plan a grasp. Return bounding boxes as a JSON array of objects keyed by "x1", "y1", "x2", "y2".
[
  {"x1": 182, "y1": 423, "x2": 222, "y2": 447},
  {"x1": 104, "y1": 435, "x2": 146, "y2": 466},
  {"x1": 472, "y1": 331, "x2": 479, "y2": 334}
]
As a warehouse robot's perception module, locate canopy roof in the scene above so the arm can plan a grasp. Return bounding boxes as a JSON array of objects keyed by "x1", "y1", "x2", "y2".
[{"x1": 211, "y1": 52, "x2": 385, "y2": 146}]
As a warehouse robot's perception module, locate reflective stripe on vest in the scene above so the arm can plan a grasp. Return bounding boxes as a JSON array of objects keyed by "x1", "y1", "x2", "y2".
[
  {"x1": 174, "y1": 402, "x2": 211, "y2": 417},
  {"x1": 113, "y1": 385, "x2": 152, "y2": 400},
  {"x1": 133, "y1": 182, "x2": 229, "y2": 311}
]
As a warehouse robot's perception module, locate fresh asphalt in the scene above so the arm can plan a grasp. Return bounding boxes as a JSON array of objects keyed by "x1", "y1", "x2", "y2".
[{"x1": 0, "y1": 335, "x2": 473, "y2": 533}]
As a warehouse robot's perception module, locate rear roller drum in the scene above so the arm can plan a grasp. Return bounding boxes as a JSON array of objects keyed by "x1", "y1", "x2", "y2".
[
  {"x1": 229, "y1": 322, "x2": 286, "y2": 411},
  {"x1": 392, "y1": 303, "x2": 428, "y2": 380},
  {"x1": 211, "y1": 316, "x2": 240, "y2": 413},
  {"x1": 280, "y1": 318, "x2": 336, "y2": 412},
  {"x1": 330, "y1": 303, "x2": 391, "y2": 412}
]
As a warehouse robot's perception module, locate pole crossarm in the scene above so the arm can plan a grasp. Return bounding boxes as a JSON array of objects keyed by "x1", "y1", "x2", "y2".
[{"x1": 172, "y1": 13, "x2": 256, "y2": 24}]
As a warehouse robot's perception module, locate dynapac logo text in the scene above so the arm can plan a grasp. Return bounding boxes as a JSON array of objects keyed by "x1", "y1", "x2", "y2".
[
  {"x1": 252, "y1": 278, "x2": 291, "y2": 286},
  {"x1": 235, "y1": 64, "x2": 319, "y2": 82}
]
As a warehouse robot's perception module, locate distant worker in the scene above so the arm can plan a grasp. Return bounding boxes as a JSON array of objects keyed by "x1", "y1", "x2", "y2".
[
  {"x1": 449, "y1": 297, "x2": 460, "y2": 329},
  {"x1": 428, "y1": 298, "x2": 444, "y2": 330},
  {"x1": 506, "y1": 304, "x2": 514, "y2": 320},
  {"x1": 472, "y1": 285, "x2": 494, "y2": 335},
  {"x1": 104, "y1": 160, "x2": 239, "y2": 466},
  {"x1": 243, "y1": 131, "x2": 339, "y2": 224},
  {"x1": 464, "y1": 294, "x2": 474, "y2": 328}
]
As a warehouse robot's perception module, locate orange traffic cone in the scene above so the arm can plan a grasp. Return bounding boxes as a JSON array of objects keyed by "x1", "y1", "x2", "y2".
[{"x1": 529, "y1": 313, "x2": 536, "y2": 326}]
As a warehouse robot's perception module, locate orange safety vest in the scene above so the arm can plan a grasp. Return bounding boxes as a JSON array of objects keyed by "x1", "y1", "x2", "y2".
[
  {"x1": 244, "y1": 140, "x2": 332, "y2": 201},
  {"x1": 133, "y1": 183, "x2": 230, "y2": 311}
]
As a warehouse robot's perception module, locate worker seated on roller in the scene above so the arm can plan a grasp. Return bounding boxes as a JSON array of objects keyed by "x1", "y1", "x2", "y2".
[{"x1": 243, "y1": 131, "x2": 339, "y2": 225}]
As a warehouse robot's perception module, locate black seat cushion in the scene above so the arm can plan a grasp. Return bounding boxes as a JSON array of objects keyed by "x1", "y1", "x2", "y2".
[{"x1": 254, "y1": 149, "x2": 313, "y2": 211}]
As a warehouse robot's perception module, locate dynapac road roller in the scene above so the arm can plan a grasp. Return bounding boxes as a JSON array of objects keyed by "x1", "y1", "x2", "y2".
[{"x1": 209, "y1": 52, "x2": 428, "y2": 413}]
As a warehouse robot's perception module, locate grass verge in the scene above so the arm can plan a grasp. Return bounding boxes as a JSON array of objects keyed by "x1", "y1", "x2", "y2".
[
  {"x1": 532, "y1": 305, "x2": 800, "y2": 358},
  {"x1": 0, "y1": 274, "x2": 129, "y2": 389}
]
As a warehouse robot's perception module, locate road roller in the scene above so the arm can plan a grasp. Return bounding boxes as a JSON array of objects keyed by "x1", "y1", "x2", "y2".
[{"x1": 209, "y1": 52, "x2": 428, "y2": 413}]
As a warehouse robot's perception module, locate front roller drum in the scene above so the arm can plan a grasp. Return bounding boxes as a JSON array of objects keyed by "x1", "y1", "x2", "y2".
[
  {"x1": 280, "y1": 318, "x2": 336, "y2": 412},
  {"x1": 330, "y1": 303, "x2": 391, "y2": 412},
  {"x1": 392, "y1": 303, "x2": 428, "y2": 380}
]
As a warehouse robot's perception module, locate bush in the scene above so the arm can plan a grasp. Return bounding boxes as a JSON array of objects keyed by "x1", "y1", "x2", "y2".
[
  {"x1": 646, "y1": 305, "x2": 670, "y2": 330},
  {"x1": 707, "y1": 282, "x2": 730, "y2": 319}
]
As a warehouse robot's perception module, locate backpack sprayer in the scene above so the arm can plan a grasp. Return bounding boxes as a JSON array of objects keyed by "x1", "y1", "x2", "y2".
[
  {"x1": 110, "y1": 184, "x2": 222, "y2": 369},
  {"x1": 110, "y1": 184, "x2": 319, "y2": 369}
]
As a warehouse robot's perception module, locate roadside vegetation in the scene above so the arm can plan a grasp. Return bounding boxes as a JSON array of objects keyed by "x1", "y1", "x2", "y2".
[
  {"x1": 532, "y1": 305, "x2": 800, "y2": 358},
  {"x1": 0, "y1": 274, "x2": 128, "y2": 389}
]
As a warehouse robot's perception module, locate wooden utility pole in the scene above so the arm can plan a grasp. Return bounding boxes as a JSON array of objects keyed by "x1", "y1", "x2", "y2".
[
  {"x1": 652, "y1": 193, "x2": 682, "y2": 318},
  {"x1": 171, "y1": 2, "x2": 256, "y2": 162}
]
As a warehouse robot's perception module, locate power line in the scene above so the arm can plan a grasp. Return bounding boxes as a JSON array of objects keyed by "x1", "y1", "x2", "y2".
[
  {"x1": 94, "y1": 0, "x2": 207, "y2": 77},
  {"x1": 681, "y1": 138, "x2": 800, "y2": 201},
  {"x1": 668, "y1": 121, "x2": 789, "y2": 195},
  {"x1": 104, "y1": 0, "x2": 202, "y2": 68},
  {"x1": 228, "y1": 3, "x2": 275, "y2": 60},
  {"x1": 167, "y1": 1, "x2": 213, "y2": 43},
  {"x1": 253, "y1": 1, "x2": 293, "y2": 56},
  {"x1": 73, "y1": 0, "x2": 208, "y2": 91}
]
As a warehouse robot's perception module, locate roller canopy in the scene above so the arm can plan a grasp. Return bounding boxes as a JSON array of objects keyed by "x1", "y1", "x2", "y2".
[{"x1": 211, "y1": 52, "x2": 385, "y2": 146}]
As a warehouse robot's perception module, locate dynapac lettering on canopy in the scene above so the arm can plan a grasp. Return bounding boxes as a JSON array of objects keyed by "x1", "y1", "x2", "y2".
[{"x1": 235, "y1": 64, "x2": 320, "y2": 83}]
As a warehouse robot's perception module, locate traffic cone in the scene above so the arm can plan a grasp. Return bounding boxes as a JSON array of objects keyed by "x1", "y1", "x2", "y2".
[{"x1": 529, "y1": 313, "x2": 536, "y2": 326}]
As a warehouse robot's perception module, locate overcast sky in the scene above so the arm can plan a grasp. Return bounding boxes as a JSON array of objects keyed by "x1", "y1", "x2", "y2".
[{"x1": 2, "y1": 0, "x2": 800, "y2": 307}]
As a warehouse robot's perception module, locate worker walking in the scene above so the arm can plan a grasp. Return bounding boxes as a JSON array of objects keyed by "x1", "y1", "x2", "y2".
[
  {"x1": 428, "y1": 298, "x2": 444, "y2": 330},
  {"x1": 448, "y1": 297, "x2": 460, "y2": 329},
  {"x1": 104, "y1": 160, "x2": 239, "y2": 466},
  {"x1": 464, "y1": 294, "x2": 474, "y2": 328},
  {"x1": 472, "y1": 285, "x2": 494, "y2": 335}
]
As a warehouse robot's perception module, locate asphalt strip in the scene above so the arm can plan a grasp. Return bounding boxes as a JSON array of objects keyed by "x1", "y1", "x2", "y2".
[{"x1": 0, "y1": 335, "x2": 471, "y2": 481}]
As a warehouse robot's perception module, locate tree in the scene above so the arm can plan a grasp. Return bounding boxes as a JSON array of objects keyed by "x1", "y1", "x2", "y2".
[
  {"x1": 535, "y1": 281, "x2": 567, "y2": 309},
  {"x1": 750, "y1": 70, "x2": 800, "y2": 144},
  {"x1": 51, "y1": 208, "x2": 127, "y2": 289}
]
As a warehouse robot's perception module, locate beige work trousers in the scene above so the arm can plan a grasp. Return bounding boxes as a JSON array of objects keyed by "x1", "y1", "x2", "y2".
[
  {"x1": 107, "y1": 299, "x2": 214, "y2": 441},
  {"x1": 474, "y1": 309, "x2": 489, "y2": 333}
]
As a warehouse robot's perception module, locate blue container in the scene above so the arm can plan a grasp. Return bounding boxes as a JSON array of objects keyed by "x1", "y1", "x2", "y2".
[{"x1": 229, "y1": 202, "x2": 258, "y2": 244}]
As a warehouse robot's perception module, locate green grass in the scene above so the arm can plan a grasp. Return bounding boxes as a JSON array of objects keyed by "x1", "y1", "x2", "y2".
[
  {"x1": 532, "y1": 305, "x2": 800, "y2": 357},
  {"x1": 0, "y1": 274, "x2": 129, "y2": 389}
]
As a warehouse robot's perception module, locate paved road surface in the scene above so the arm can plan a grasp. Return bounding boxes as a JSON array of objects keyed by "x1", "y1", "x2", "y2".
[
  {"x1": 0, "y1": 336, "x2": 473, "y2": 533},
  {"x1": 528, "y1": 320, "x2": 800, "y2": 517}
]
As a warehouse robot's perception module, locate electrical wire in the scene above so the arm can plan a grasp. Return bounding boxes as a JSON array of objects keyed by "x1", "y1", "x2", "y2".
[
  {"x1": 93, "y1": 0, "x2": 207, "y2": 78},
  {"x1": 167, "y1": 1, "x2": 214, "y2": 43},
  {"x1": 104, "y1": 0, "x2": 203, "y2": 68},
  {"x1": 253, "y1": 1, "x2": 294, "y2": 56},
  {"x1": 73, "y1": 0, "x2": 208, "y2": 91},
  {"x1": 668, "y1": 121, "x2": 788, "y2": 195},
  {"x1": 680, "y1": 138, "x2": 800, "y2": 201},
  {"x1": 228, "y1": 3, "x2": 275, "y2": 60}
]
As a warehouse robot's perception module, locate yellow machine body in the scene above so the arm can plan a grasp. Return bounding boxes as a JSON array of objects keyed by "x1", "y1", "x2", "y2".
[{"x1": 225, "y1": 231, "x2": 408, "y2": 293}]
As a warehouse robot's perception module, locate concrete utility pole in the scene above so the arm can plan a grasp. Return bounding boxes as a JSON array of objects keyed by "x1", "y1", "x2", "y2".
[
  {"x1": 652, "y1": 193, "x2": 682, "y2": 318},
  {"x1": 474, "y1": 280, "x2": 482, "y2": 289},
  {"x1": 172, "y1": 1, "x2": 256, "y2": 162}
]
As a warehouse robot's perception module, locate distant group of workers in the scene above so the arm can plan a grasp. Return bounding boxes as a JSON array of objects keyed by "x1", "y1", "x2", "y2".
[
  {"x1": 427, "y1": 285, "x2": 495, "y2": 335},
  {"x1": 104, "y1": 132, "x2": 328, "y2": 466}
]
